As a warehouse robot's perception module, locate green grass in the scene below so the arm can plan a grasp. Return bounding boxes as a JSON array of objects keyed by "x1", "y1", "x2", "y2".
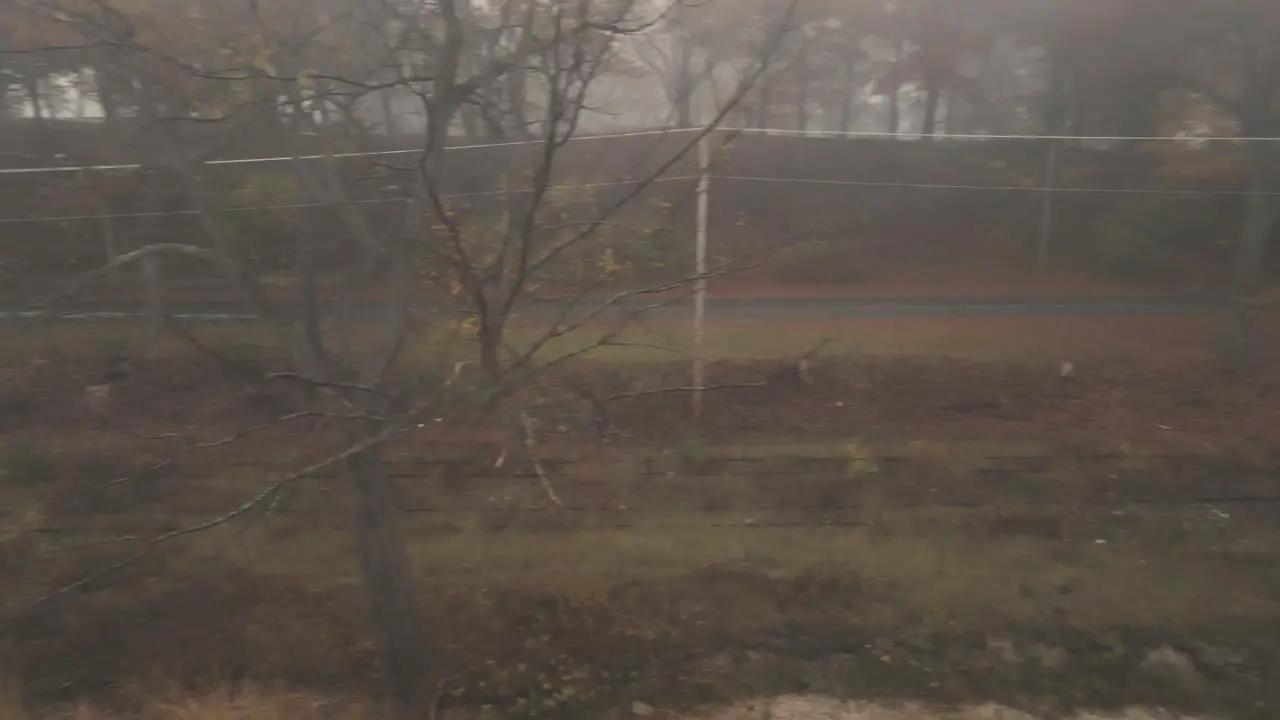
[{"x1": 5, "y1": 311, "x2": 1247, "y2": 368}]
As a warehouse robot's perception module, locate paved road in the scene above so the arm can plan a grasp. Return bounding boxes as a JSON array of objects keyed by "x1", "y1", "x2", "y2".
[{"x1": 3, "y1": 296, "x2": 1231, "y2": 323}]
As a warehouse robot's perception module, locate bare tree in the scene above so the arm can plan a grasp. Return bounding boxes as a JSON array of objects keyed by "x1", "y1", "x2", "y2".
[
  {"x1": 633, "y1": 1, "x2": 725, "y2": 128},
  {"x1": 3, "y1": 0, "x2": 796, "y2": 712}
]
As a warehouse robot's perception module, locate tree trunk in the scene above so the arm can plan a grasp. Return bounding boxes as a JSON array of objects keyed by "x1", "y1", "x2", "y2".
[
  {"x1": 379, "y1": 89, "x2": 399, "y2": 137},
  {"x1": 943, "y1": 87, "x2": 962, "y2": 134},
  {"x1": 1223, "y1": 146, "x2": 1279, "y2": 370},
  {"x1": 793, "y1": 48, "x2": 810, "y2": 131},
  {"x1": 26, "y1": 77, "x2": 43, "y2": 122},
  {"x1": 837, "y1": 60, "x2": 857, "y2": 132},
  {"x1": 505, "y1": 67, "x2": 531, "y2": 138},
  {"x1": 460, "y1": 105, "x2": 481, "y2": 141},
  {"x1": 1042, "y1": 42, "x2": 1070, "y2": 137},
  {"x1": 920, "y1": 83, "x2": 942, "y2": 136},
  {"x1": 885, "y1": 33, "x2": 903, "y2": 137},
  {"x1": 839, "y1": 88, "x2": 854, "y2": 132},
  {"x1": 348, "y1": 434, "x2": 433, "y2": 713},
  {"x1": 1220, "y1": 55, "x2": 1279, "y2": 370},
  {"x1": 672, "y1": 40, "x2": 695, "y2": 129},
  {"x1": 26, "y1": 77, "x2": 47, "y2": 156},
  {"x1": 97, "y1": 71, "x2": 122, "y2": 136},
  {"x1": 674, "y1": 84, "x2": 694, "y2": 128},
  {"x1": 885, "y1": 84, "x2": 900, "y2": 136},
  {"x1": 755, "y1": 83, "x2": 772, "y2": 129},
  {"x1": 314, "y1": 82, "x2": 333, "y2": 127},
  {"x1": 74, "y1": 73, "x2": 89, "y2": 119}
]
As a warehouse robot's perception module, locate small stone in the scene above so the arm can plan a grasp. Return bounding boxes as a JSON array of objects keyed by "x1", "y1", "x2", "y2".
[
  {"x1": 84, "y1": 383, "x2": 112, "y2": 413},
  {"x1": 1139, "y1": 645, "x2": 1200, "y2": 681},
  {"x1": 631, "y1": 700, "x2": 655, "y2": 716}
]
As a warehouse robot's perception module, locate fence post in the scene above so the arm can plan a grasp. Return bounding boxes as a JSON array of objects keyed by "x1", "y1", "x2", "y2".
[
  {"x1": 1036, "y1": 139, "x2": 1059, "y2": 270},
  {"x1": 692, "y1": 130, "x2": 711, "y2": 417}
]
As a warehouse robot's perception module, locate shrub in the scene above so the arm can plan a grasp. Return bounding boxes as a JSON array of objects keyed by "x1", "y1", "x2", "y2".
[{"x1": 1091, "y1": 196, "x2": 1239, "y2": 282}]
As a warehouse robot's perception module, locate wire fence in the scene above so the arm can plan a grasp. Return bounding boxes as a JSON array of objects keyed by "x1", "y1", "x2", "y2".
[{"x1": 0, "y1": 125, "x2": 1272, "y2": 318}]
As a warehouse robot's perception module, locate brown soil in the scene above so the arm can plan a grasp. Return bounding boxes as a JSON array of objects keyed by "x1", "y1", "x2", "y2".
[
  {"x1": 5, "y1": 324, "x2": 1280, "y2": 453},
  {"x1": 7, "y1": 523, "x2": 1279, "y2": 719},
  {"x1": 537, "y1": 353, "x2": 1280, "y2": 451}
]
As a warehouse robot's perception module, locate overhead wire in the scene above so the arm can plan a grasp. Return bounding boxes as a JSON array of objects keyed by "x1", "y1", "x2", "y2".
[
  {"x1": 1, "y1": 124, "x2": 1278, "y2": 176},
  {"x1": 707, "y1": 175, "x2": 1280, "y2": 196},
  {"x1": 0, "y1": 125, "x2": 1274, "y2": 225},
  {"x1": 0, "y1": 174, "x2": 1269, "y2": 226}
]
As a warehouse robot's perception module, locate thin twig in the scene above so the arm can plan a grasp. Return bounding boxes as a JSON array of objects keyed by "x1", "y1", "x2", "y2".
[
  {"x1": 70, "y1": 535, "x2": 144, "y2": 551},
  {"x1": 107, "y1": 458, "x2": 172, "y2": 485},
  {"x1": 36, "y1": 243, "x2": 230, "y2": 316},
  {"x1": 105, "y1": 410, "x2": 380, "y2": 484},
  {"x1": 604, "y1": 381, "x2": 768, "y2": 403},
  {"x1": 113, "y1": 410, "x2": 380, "y2": 448},
  {"x1": 17, "y1": 480, "x2": 285, "y2": 613},
  {"x1": 264, "y1": 372, "x2": 394, "y2": 398}
]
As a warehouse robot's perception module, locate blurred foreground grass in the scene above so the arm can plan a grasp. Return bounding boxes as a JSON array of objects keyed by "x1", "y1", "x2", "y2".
[{"x1": 5, "y1": 504, "x2": 1276, "y2": 717}]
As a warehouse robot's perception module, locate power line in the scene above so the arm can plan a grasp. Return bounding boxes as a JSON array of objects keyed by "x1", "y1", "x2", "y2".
[
  {"x1": 0, "y1": 125, "x2": 1276, "y2": 177},
  {"x1": 0, "y1": 173, "x2": 1268, "y2": 226},
  {"x1": 709, "y1": 174, "x2": 1280, "y2": 196},
  {"x1": 725, "y1": 127, "x2": 1280, "y2": 143},
  {"x1": 0, "y1": 128, "x2": 705, "y2": 176}
]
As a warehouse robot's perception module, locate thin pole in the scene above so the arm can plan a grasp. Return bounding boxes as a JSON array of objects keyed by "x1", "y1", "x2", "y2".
[
  {"x1": 1036, "y1": 139, "x2": 1059, "y2": 270},
  {"x1": 692, "y1": 131, "x2": 711, "y2": 417}
]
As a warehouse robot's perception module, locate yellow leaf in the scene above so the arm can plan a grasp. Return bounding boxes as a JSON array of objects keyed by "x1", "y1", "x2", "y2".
[{"x1": 597, "y1": 248, "x2": 622, "y2": 276}]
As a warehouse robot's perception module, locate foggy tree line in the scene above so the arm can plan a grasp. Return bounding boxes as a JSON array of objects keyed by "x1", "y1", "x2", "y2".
[
  {"x1": 2, "y1": 0, "x2": 1275, "y2": 361},
  {"x1": 645, "y1": 0, "x2": 1277, "y2": 143},
  {"x1": 2, "y1": 1, "x2": 1277, "y2": 140}
]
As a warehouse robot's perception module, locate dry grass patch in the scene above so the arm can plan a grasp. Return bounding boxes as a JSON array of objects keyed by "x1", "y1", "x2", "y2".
[
  {"x1": 5, "y1": 311, "x2": 1275, "y2": 367},
  {"x1": 1, "y1": 682, "x2": 378, "y2": 720},
  {"x1": 683, "y1": 696, "x2": 1216, "y2": 719}
]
